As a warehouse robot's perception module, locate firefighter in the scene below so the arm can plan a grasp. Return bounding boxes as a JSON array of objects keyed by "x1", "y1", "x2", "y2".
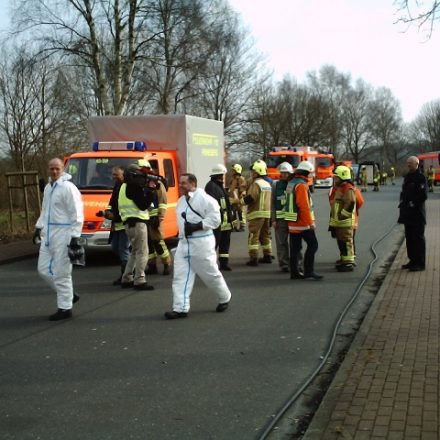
[
  {"x1": 427, "y1": 165, "x2": 435, "y2": 192},
  {"x1": 284, "y1": 161, "x2": 322, "y2": 280},
  {"x1": 329, "y1": 165, "x2": 357, "y2": 272},
  {"x1": 381, "y1": 170, "x2": 388, "y2": 185},
  {"x1": 360, "y1": 166, "x2": 368, "y2": 192},
  {"x1": 243, "y1": 160, "x2": 272, "y2": 266},
  {"x1": 228, "y1": 163, "x2": 247, "y2": 231},
  {"x1": 373, "y1": 169, "x2": 380, "y2": 191},
  {"x1": 272, "y1": 161, "x2": 293, "y2": 272},
  {"x1": 205, "y1": 164, "x2": 234, "y2": 271},
  {"x1": 389, "y1": 166, "x2": 396, "y2": 185},
  {"x1": 145, "y1": 167, "x2": 171, "y2": 276}
]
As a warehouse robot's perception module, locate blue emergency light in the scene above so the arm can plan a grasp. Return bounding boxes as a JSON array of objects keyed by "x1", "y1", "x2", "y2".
[{"x1": 92, "y1": 141, "x2": 146, "y2": 151}]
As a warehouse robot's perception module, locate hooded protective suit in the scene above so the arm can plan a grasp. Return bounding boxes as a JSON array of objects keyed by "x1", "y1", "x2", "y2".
[
  {"x1": 36, "y1": 173, "x2": 83, "y2": 310},
  {"x1": 172, "y1": 188, "x2": 231, "y2": 313}
]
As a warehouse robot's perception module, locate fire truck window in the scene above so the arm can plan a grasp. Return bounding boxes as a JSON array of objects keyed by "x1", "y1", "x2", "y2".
[
  {"x1": 88, "y1": 163, "x2": 113, "y2": 187},
  {"x1": 163, "y1": 159, "x2": 175, "y2": 188}
]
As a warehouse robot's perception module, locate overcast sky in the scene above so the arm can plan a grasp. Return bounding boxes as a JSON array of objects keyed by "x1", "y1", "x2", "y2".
[
  {"x1": 1, "y1": 0, "x2": 439, "y2": 122},
  {"x1": 228, "y1": 0, "x2": 440, "y2": 122}
]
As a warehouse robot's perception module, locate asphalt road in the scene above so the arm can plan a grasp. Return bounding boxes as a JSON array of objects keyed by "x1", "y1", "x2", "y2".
[{"x1": 0, "y1": 182, "x2": 404, "y2": 440}]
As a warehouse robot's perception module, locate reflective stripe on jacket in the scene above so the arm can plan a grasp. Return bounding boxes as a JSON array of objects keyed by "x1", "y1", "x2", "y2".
[
  {"x1": 272, "y1": 180, "x2": 288, "y2": 220},
  {"x1": 246, "y1": 178, "x2": 272, "y2": 220},
  {"x1": 284, "y1": 176, "x2": 314, "y2": 233},
  {"x1": 118, "y1": 183, "x2": 150, "y2": 222},
  {"x1": 329, "y1": 182, "x2": 356, "y2": 227}
]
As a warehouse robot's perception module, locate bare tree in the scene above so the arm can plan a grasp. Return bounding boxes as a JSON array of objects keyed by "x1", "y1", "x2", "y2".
[
  {"x1": 13, "y1": 0, "x2": 155, "y2": 115},
  {"x1": 340, "y1": 79, "x2": 373, "y2": 162},
  {"x1": 0, "y1": 45, "x2": 88, "y2": 173},
  {"x1": 412, "y1": 99, "x2": 440, "y2": 149},
  {"x1": 368, "y1": 87, "x2": 403, "y2": 166},
  {"x1": 0, "y1": 48, "x2": 43, "y2": 171},
  {"x1": 395, "y1": 1, "x2": 440, "y2": 36},
  {"x1": 188, "y1": 2, "x2": 267, "y2": 148},
  {"x1": 137, "y1": 0, "x2": 223, "y2": 114},
  {"x1": 306, "y1": 65, "x2": 352, "y2": 154}
]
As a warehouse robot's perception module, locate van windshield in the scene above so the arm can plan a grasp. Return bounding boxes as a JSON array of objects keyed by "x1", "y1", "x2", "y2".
[
  {"x1": 266, "y1": 155, "x2": 301, "y2": 168},
  {"x1": 65, "y1": 157, "x2": 158, "y2": 190},
  {"x1": 316, "y1": 157, "x2": 332, "y2": 167}
]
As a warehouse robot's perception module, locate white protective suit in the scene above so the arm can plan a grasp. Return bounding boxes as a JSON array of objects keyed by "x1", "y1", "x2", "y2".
[
  {"x1": 172, "y1": 188, "x2": 232, "y2": 313},
  {"x1": 36, "y1": 173, "x2": 84, "y2": 310}
]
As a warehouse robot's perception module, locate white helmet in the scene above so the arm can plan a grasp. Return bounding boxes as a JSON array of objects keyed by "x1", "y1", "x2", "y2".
[
  {"x1": 278, "y1": 162, "x2": 293, "y2": 174},
  {"x1": 210, "y1": 163, "x2": 227, "y2": 176},
  {"x1": 296, "y1": 161, "x2": 314, "y2": 173}
]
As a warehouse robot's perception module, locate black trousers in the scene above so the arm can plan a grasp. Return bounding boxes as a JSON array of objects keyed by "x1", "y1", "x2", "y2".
[
  {"x1": 214, "y1": 228, "x2": 231, "y2": 258},
  {"x1": 404, "y1": 223, "x2": 426, "y2": 267},
  {"x1": 289, "y1": 229, "x2": 318, "y2": 275}
]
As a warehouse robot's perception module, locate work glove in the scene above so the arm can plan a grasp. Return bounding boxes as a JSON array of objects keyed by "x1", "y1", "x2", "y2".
[
  {"x1": 184, "y1": 221, "x2": 203, "y2": 237},
  {"x1": 328, "y1": 226, "x2": 336, "y2": 238},
  {"x1": 70, "y1": 237, "x2": 82, "y2": 249},
  {"x1": 243, "y1": 194, "x2": 254, "y2": 205},
  {"x1": 32, "y1": 228, "x2": 42, "y2": 244},
  {"x1": 68, "y1": 237, "x2": 85, "y2": 266},
  {"x1": 95, "y1": 210, "x2": 105, "y2": 217}
]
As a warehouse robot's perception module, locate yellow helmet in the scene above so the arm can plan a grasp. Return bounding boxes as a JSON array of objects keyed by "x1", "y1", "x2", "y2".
[
  {"x1": 137, "y1": 159, "x2": 151, "y2": 169},
  {"x1": 252, "y1": 160, "x2": 267, "y2": 176},
  {"x1": 333, "y1": 165, "x2": 351, "y2": 181},
  {"x1": 232, "y1": 163, "x2": 242, "y2": 174}
]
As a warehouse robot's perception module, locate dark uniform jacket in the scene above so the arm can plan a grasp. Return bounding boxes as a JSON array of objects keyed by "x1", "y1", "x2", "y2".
[
  {"x1": 398, "y1": 168, "x2": 428, "y2": 225},
  {"x1": 205, "y1": 178, "x2": 233, "y2": 226}
]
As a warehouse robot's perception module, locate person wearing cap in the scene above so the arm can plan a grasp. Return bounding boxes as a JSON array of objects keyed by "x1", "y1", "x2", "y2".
[
  {"x1": 164, "y1": 173, "x2": 232, "y2": 319},
  {"x1": 271, "y1": 162, "x2": 293, "y2": 272},
  {"x1": 243, "y1": 160, "x2": 273, "y2": 266},
  {"x1": 118, "y1": 159, "x2": 156, "y2": 290},
  {"x1": 205, "y1": 163, "x2": 234, "y2": 271},
  {"x1": 228, "y1": 163, "x2": 247, "y2": 231},
  {"x1": 398, "y1": 156, "x2": 428, "y2": 272},
  {"x1": 329, "y1": 165, "x2": 357, "y2": 272},
  {"x1": 284, "y1": 161, "x2": 322, "y2": 280}
]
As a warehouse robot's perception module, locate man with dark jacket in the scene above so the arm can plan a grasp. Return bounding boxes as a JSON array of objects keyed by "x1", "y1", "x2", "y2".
[
  {"x1": 205, "y1": 164, "x2": 234, "y2": 271},
  {"x1": 398, "y1": 156, "x2": 428, "y2": 272}
]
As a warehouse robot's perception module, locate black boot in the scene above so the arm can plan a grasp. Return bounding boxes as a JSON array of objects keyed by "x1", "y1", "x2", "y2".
[
  {"x1": 113, "y1": 263, "x2": 126, "y2": 286},
  {"x1": 246, "y1": 257, "x2": 258, "y2": 267},
  {"x1": 258, "y1": 255, "x2": 273, "y2": 264},
  {"x1": 163, "y1": 264, "x2": 171, "y2": 275},
  {"x1": 145, "y1": 263, "x2": 159, "y2": 275},
  {"x1": 290, "y1": 255, "x2": 304, "y2": 279},
  {"x1": 219, "y1": 257, "x2": 232, "y2": 271},
  {"x1": 49, "y1": 309, "x2": 72, "y2": 321}
]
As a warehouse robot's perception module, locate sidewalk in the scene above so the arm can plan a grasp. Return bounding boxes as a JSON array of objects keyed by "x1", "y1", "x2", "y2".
[{"x1": 303, "y1": 195, "x2": 440, "y2": 439}]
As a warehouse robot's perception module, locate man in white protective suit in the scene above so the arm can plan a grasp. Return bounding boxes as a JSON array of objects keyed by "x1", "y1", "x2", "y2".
[
  {"x1": 34, "y1": 158, "x2": 84, "y2": 321},
  {"x1": 164, "y1": 173, "x2": 232, "y2": 319}
]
